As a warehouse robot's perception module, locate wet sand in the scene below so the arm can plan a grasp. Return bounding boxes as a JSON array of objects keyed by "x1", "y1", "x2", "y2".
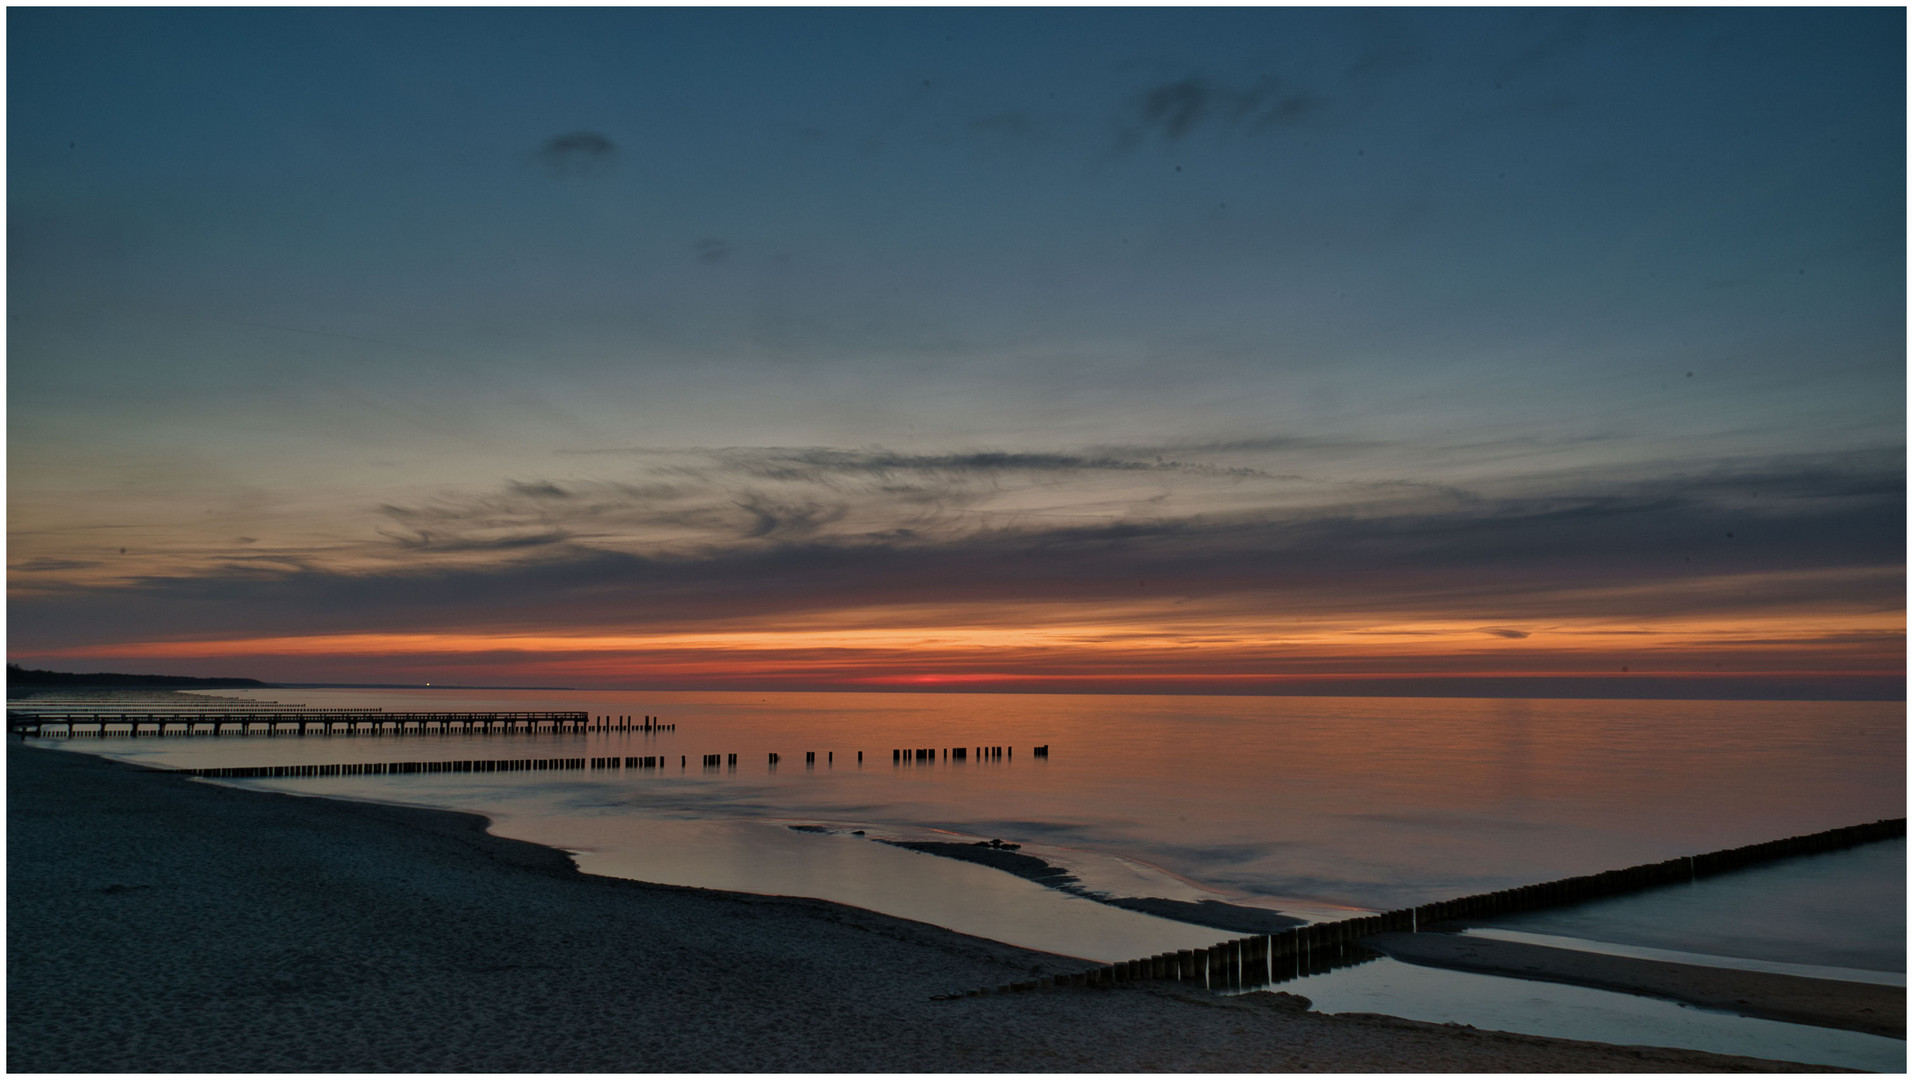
[
  {"x1": 1364, "y1": 932, "x2": 1904, "y2": 1039},
  {"x1": 884, "y1": 838, "x2": 1308, "y2": 935},
  {"x1": 8, "y1": 745, "x2": 1841, "y2": 1072}
]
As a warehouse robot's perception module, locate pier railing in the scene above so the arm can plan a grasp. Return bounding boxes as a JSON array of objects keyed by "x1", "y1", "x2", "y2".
[{"x1": 939, "y1": 816, "x2": 1908, "y2": 999}]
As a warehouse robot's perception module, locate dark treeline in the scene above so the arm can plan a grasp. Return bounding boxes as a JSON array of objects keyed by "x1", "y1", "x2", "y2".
[{"x1": 6, "y1": 664, "x2": 273, "y2": 690}]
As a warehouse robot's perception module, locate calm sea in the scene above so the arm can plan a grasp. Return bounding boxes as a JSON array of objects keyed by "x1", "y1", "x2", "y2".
[
  {"x1": 36, "y1": 688, "x2": 1900, "y2": 954},
  {"x1": 31, "y1": 688, "x2": 1906, "y2": 1069}
]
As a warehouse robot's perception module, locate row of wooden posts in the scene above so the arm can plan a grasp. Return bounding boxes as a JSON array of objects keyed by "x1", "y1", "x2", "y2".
[
  {"x1": 170, "y1": 755, "x2": 760, "y2": 778},
  {"x1": 947, "y1": 816, "x2": 1907, "y2": 999},
  {"x1": 176, "y1": 757, "x2": 600, "y2": 778},
  {"x1": 164, "y1": 747, "x2": 991, "y2": 778},
  {"x1": 944, "y1": 935, "x2": 1382, "y2": 999},
  {"x1": 767, "y1": 752, "x2": 859, "y2": 765},
  {"x1": 894, "y1": 745, "x2": 1048, "y2": 763},
  {"x1": 172, "y1": 755, "x2": 723, "y2": 779},
  {"x1": 589, "y1": 715, "x2": 673, "y2": 732}
]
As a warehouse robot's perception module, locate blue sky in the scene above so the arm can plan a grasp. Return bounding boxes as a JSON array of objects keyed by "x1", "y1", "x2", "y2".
[{"x1": 8, "y1": 7, "x2": 1904, "y2": 693}]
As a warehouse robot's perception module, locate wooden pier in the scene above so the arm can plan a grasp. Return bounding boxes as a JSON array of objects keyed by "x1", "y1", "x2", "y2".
[
  {"x1": 588, "y1": 715, "x2": 673, "y2": 732},
  {"x1": 944, "y1": 816, "x2": 1908, "y2": 998},
  {"x1": 9, "y1": 701, "x2": 680, "y2": 738},
  {"x1": 10, "y1": 710, "x2": 592, "y2": 738}
]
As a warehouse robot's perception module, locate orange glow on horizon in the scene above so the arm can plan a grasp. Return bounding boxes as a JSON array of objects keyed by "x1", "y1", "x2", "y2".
[{"x1": 20, "y1": 602, "x2": 1902, "y2": 690}]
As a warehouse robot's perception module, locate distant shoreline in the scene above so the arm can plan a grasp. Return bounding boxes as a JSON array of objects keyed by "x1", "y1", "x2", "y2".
[
  {"x1": 5, "y1": 672, "x2": 579, "y2": 693},
  {"x1": 5, "y1": 664, "x2": 271, "y2": 690},
  {"x1": 5, "y1": 665, "x2": 1901, "y2": 701}
]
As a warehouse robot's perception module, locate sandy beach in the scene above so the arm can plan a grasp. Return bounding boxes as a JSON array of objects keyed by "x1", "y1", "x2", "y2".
[{"x1": 7, "y1": 744, "x2": 1849, "y2": 1073}]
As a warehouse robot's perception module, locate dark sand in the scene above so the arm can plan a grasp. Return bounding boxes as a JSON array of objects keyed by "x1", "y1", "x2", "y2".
[
  {"x1": 8, "y1": 745, "x2": 1843, "y2": 1072},
  {"x1": 1364, "y1": 932, "x2": 1905, "y2": 1039},
  {"x1": 885, "y1": 838, "x2": 1307, "y2": 935}
]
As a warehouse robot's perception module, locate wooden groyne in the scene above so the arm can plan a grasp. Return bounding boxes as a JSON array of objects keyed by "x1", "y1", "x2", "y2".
[
  {"x1": 172, "y1": 754, "x2": 694, "y2": 779},
  {"x1": 894, "y1": 745, "x2": 1043, "y2": 763},
  {"x1": 941, "y1": 817, "x2": 1906, "y2": 999},
  {"x1": 165, "y1": 747, "x2": 899, "y2": 779}
]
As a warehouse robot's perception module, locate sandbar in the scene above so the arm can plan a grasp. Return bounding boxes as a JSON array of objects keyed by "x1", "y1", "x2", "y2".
[
  {"x1": 7, "y1": 745, "x2": 1846, "y2": 1072},
  {"x1": 1364, "y1": 932, "x2": 1903, "y2": 1039},
  {"x1": 884, "y1": 838, "x2": 1307, "y2": 935}
]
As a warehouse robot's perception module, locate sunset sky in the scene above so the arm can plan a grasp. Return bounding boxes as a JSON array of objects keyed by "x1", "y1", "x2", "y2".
[{"x1": 8, "y1": 7, "x2": 1905, "y2": 696}]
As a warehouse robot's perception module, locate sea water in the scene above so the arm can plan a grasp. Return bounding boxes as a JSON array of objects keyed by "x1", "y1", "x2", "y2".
[{"x1": 27, "y1": 688, "x2": 1905, "y2": 1068}]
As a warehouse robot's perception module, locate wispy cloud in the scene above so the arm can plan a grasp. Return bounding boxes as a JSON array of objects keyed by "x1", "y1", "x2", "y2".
[
  {"x1": 1120, "y1": 74, "x2": 1321, "y2": 148},
  {"x1": 9, "y1": 429, "x2": 1899, "y2": 697},
  {"x1": 535, "y1": 131, "x2": 617, "y2": 177},
  {"x1": 10, "y1": 557, "x2": 100, "y2": 573},
  {"x1": 10, "y1": 447, "x2": 1900, "y2": 658}
]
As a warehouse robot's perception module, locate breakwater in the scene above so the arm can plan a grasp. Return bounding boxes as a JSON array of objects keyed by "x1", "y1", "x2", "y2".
[
  {"x1": 169, "y1": 754, "x2": 692, "y2": 778},
  {"x1": 166, "y1": 741, "x2": 1050, "y2": 778},
  {"x1": 893, "y1": 745, "x2": 1046, "y2": 763},
  {"x1": 942, "y1": 817, "x2": 1906, "y2": 999}
]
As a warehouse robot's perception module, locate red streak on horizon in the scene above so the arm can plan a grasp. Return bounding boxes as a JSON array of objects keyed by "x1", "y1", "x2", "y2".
[{"x1": 15, "y1": 607, "x2": 1901, "y2": 692}]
